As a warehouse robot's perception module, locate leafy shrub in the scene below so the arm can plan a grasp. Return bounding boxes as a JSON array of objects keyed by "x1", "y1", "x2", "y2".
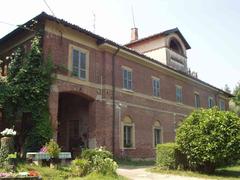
[
  {"x1": 81, "y1": 147, "x2": 112, "y2": 162},
  {"x1": 0, "y1": 145, "x2": 9, "y2": 167},
  {"x1": 92, "y1": 155, "x2": 118, "y2": 175},
  {"x1": 71, "y1": 158, "x2": 91, "y2": 177},
  {"x1": 74, "y1": 147, "x2": 118, "y2": 176},
  {"x1": 176, "y1": 108, "x2": 240, "y2": 173},
  {"x1": 156, "y1": 143, "x2": 177, "y2": 169},
  {"x1": 45, "y1": 139, "x2": 61, "y2": 159},
  {"x1": 0, "y1": 37, "x2": 53, "y2": 152}
]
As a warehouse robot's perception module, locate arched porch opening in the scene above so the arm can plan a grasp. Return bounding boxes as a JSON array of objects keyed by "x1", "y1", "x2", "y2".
[{"x1": 57, "y1": 91, "x2": 94, "y2": 157}]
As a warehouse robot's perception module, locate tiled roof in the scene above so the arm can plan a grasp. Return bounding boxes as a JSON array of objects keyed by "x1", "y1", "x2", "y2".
[
  {"x1": 125, "y1": 28, "x2": 191, "y2": 49},
  {"x1": 0, "y1": 12, "x2": 233, "y2": 97}
]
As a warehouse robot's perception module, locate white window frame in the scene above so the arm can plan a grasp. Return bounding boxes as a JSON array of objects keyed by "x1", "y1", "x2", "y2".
[
  {"x1": 176, "y1": 85, "x2": 183, "y2": 103},
  {"x1": 69, "y1": 45, "x2": 89, "y2": 80},
  {"x1": 122, "y1": 67, "x2": 133, "y2": 90},
  {"x1": 121, "y1": 116, "x2": 135, "y2": 149},
  {"x1": 152, "y1": 77, "x2": 160, "y2": 97},
  {"x1": 208, "y1": 96, "x2": 214, "y2": 108},
  {"x1": 194, "y1": 92, "x2": 200, "y2": 108},
  {"x1": 152, "y1": 121, "x2": 163, "y2": 148}
]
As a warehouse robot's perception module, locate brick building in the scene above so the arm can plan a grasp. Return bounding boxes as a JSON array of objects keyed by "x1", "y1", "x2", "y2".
[{"x1": 0, "y1": 12, "x2": 232, "y2": 158}]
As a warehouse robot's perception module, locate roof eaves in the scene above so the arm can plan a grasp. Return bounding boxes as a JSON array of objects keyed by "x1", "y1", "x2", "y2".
[
  {"x1": 125, "y1": 27, "x2": 191, "y2": 49},
  {"x1": 0, "y1": 12, "x2": 232, "y2": 98}
]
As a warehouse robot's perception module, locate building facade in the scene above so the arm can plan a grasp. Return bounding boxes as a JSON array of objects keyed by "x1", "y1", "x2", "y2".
[{"x1": 0, "y1": 12, "x2": 231, "y2": 159}]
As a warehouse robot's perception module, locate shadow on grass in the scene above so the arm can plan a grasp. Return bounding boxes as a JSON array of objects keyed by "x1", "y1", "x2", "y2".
[
  {"x1": 116, "y1": 158, "x2": 155, "y2": 169},
  {"x1": 214, "y1": 169, "x2": 240, "y2": 178},
  {"x1": 150, "y1": 165, "x2": 240, "y2": 180}
]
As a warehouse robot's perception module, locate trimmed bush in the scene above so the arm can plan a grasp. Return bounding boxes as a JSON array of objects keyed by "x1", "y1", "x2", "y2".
[
  {"x1": 92, "y1": 155, "x2": 118, "y2": 175},
  {"x1": 81, "y1": 147, "x2": 112, "y2": 162},
  {"x1": 71, "y1": 159, "x2": 91, "y2": 177},
  {"x1": 176, "y1": 108, "x2": 240, "y2": 173},
  {"x1": 156, "y1": 143, "x2": 177, "y2": 169},
  {"x1": 45, "y1": 139, "x2": 61, "y2": 159},
  {"x1": 74, "y1": 147, "x2": 118, "y2": 176}
]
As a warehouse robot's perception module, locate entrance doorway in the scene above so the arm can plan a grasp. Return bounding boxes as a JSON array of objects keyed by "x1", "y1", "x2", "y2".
[{"x1": 57, "y1": 92, "x2": 91, "y2": 157}]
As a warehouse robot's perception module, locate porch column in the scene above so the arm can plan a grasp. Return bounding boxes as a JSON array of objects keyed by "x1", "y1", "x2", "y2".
[{"x1": 48, "y1": 85, "x2": 59, "y2": 140}]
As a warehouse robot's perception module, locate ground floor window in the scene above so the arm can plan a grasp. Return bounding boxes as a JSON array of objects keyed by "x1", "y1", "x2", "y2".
[
  {"x1": 124, "y1": 125, "x2": 133, "y2": 148},
  {"x1": 154, "y1": 128, "x2": 161, "y2": 147},
  {"x1": 153, "y1": 121, "x2": 162, "y2": 148},
  {"x1": 121, "y1": 116, "x2": 135, "y2": 149}
]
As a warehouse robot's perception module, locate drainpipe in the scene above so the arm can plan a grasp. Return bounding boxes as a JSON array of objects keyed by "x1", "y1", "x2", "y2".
[{"x1": 112, "y1": 47, "x2": 120, "y2": 156}]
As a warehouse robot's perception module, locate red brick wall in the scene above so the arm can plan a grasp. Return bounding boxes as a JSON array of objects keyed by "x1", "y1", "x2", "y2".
[{"x1": 43, "y1": 30, "x2": 230, "y2": 159}]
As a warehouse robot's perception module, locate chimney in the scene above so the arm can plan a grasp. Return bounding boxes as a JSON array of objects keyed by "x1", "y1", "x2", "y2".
[{"x1": 131, "y1": 27, "x2": 138, "y2": 42}]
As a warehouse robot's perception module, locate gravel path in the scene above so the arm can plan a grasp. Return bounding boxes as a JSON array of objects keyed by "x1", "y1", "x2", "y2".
[{"x1": 117, "y1": 167, "x2": 205, "y2": 180}]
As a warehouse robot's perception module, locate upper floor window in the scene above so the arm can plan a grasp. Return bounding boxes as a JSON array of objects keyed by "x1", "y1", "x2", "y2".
[
  {"x1": 176, "y1": 86, "x2": 183, "y2": 103},
  {"x1": 219, "y1": 99, "x2": 225, "y2": 111},
  {"x1": 123, "y1": 68, "x2": 132, "y2": 90},
  {"x1": 169, "y1": 39, "x2": 184, "y2": 55},
  {"x1": 71, "y1": 47, "x2": 88, "y2": 80},
  {"x1": 152, "y1": 78, "x2": 160, "y2": 97},
  {"x1": 208, "y1": 96, "x2": 214, "y2": 108},
  {"x1": 194, "y1": 93, "x2": 200, "y2": 108}
]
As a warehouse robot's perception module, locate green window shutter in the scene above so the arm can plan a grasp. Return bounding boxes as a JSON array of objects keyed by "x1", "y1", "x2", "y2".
[{"x1": 72, "y1": 49, "x2": 79, "y2": 77}]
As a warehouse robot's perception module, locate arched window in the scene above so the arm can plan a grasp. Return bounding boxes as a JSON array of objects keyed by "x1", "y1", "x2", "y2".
[
  {"x1": 169, "y1": 39, "x2": 184, "y2": 55},
  {"x1": 121, "y1": 116, "x2": 135, "y2": 149},
  {"x1": 153, "y1": 121, "x2": 162, "y2": 148}
]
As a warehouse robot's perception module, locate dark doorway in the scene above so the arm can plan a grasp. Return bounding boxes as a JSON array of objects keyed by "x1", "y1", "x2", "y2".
[{"x1": 57, "y1": 92, "x2": 91, "y2": 157}]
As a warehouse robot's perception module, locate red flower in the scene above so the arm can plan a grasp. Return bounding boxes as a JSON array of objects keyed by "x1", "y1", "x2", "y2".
[{"x1": 28, "y1": 170, "x2": 39, "y2": 177}]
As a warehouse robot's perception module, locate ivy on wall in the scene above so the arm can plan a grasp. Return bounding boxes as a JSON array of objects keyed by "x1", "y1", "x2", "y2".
[{"x1": 0, "y1": 36, "x2": 53, "y2": 151}]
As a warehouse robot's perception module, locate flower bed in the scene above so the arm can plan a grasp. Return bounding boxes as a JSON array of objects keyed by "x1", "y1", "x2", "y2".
[{"x1": 0, "y1": 171, "x2": 41, "y2": 179}]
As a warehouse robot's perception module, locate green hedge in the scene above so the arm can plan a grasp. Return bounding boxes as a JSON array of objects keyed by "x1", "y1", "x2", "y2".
[
  {"x1": 156, "y1": 143, "x2": 177, "y2": 169},
  {"x1": 156, "y1": 143, "x2": 188, "y2": 170},
  {"x1": 81, "y1": 147, "x2": 113, "y2": 161}
]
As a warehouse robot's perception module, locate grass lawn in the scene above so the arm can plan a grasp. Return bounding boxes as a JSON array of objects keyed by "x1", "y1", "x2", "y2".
[
  {"x1": 151, "y1": 164, "x2": 240, "y2": 180},
  {"x1": 116, "y1": 158, "x2": 155, "y2": 168},
  {"x1": 0, "y1": 163, "x2": 127, "y2": 180}
]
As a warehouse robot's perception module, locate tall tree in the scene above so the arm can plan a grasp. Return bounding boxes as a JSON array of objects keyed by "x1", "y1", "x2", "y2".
[
  {"x1": 223, "y1": 84, "x2": 231, "y2": 94},
  {"x1": 230, "y1": 82, "x2": 240, "y2": 116},
  {"x1": 233, "y1": 82, "x2": 240, "y2": 106}
]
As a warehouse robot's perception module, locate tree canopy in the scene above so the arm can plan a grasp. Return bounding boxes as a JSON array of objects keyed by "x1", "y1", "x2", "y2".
[{"x1": 0, "y1": 36, "x2": 53, "y2": 151}]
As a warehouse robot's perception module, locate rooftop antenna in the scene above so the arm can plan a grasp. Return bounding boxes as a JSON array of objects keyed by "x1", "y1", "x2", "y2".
[
  {"x1": 93, "y1": 11, "x2": 96, "y2": 33},
  {"x1": 130, "y1": 5, "x2": 138, "y2": 41},
  {"x1": 43, "y1": 0, "x2": 56, "y2": 17},
  {"x1": 131, "y1": 5, "x2": 136, "y2": 28}
]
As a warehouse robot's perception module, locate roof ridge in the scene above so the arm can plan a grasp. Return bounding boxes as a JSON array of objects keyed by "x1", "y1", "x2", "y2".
[{"x1": 0, "y1": 12, "x2": 232, "y2": 97}]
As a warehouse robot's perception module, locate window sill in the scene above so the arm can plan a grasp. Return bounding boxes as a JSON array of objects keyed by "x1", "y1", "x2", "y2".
[
  {"x1": 152, "y1": 96, "x2": 161, "y2": 100},
  {"x1": 70, "y1": 75, "x2": 87, "y2": 81},
  {"x1": 176, "y1": 102, "x2": 183, "y2": 105},
  {"x1": 122, "y1": 147, "x2": 136, "y2": 150},
  {"x1": 122, "y1": 88, "x2": 134, "y2": 93}
]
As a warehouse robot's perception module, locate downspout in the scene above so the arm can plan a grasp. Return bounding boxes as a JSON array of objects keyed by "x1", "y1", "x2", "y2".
[{"x1": 112, "y1": 47, "x2": 120, "y2": 156}]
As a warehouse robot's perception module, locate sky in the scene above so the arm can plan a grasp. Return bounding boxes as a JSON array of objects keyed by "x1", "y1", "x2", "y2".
[{"x1": 0, "y1": 0, "x2": 239, "y2": 92}]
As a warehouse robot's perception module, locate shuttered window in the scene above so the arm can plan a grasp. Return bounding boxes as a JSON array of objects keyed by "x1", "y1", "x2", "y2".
[
  {"x1": 72, "y1": 48, "x2": 87, "y2": 80},
  {"x1": 152, "y1": 78, "x2": 160, "y2": 97},
  {"x1": 123, "y1": 68, "x2": 132, "y2": 90}
]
